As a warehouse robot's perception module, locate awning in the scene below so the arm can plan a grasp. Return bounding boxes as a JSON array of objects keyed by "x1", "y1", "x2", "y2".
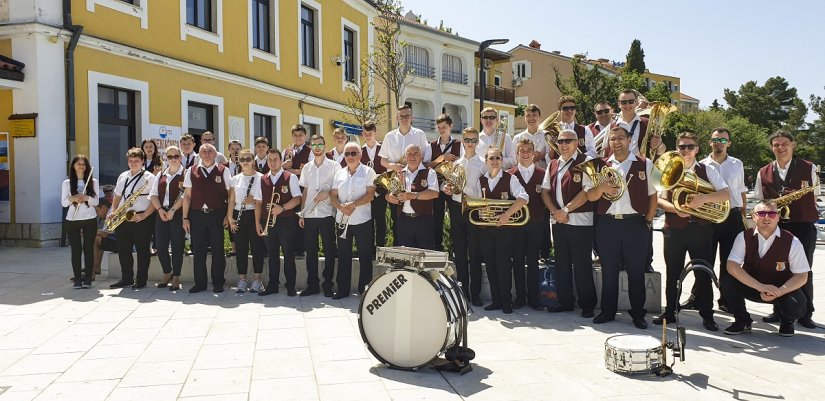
[{"x1": 332, "y1": 120, "x2": 363, "y2": 136}]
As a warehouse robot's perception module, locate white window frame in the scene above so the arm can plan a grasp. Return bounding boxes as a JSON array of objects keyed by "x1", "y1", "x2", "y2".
[
  {"x1": 248, "y1": 0, "x2": 280, "y2": 69},
  {"x1": 86, "y1": 0, "x2": 149, "y2": 29},
  {"x1": 494, "y1": 75, "x2": 502, "y2": 87},
  {"x1": 181, "y1": 90, "x2": 225, "y2": 151},
  {"x1": 180, "y1": 0, "x2": 224, "y2": 53},
  {"x1": 248, "y1": 104, "x2": 282, "y2": 150},
  {"x1": 301, "y1": 114, "x2": 323, "y2": 147},
  {"x1": 340, "y1": 17, "x2": 360, "y2": 91},
  {"x1": 298, "y1": 0, "x2": 323, "y2": 82},
  {"x1": 87, "y1": 71, "x2": 150, "y2": 179}
]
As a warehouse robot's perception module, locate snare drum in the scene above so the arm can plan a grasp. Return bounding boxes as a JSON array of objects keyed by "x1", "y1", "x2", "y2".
[
  {"x1": 604, "y1": 334, "x2": 663, "y2": 374},
  {"x1": 358, "y1": 268, "x2": 469, "y2": 370}
]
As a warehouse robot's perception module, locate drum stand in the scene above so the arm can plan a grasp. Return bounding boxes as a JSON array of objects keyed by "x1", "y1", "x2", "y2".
[{"x1": 434, "y1": 277, "x2": 475, "y2": 375}]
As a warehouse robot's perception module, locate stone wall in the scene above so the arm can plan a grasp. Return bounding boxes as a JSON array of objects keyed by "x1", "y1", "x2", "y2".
[{"x1": 0, "y1": 223, "x2": 63, "y2": 247}]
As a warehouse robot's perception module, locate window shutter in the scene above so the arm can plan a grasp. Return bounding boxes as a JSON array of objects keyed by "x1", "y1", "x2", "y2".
[{"x1": 525, "y1": 61, "x2": 532, "y2": 79}]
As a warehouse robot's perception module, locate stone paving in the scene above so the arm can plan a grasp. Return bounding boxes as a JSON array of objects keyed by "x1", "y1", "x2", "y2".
[{"x1": 0, "y1": 233, "x2": 824, "y2": 401}]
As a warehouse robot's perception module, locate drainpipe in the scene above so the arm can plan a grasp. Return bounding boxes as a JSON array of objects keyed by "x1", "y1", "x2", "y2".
[{"x1": 61, "y1": 0, "x2": 83, "y2": 246}]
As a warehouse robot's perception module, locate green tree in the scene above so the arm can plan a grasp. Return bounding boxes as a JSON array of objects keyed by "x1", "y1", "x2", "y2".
[
  {"x1": 709, "y1": 99, "x2": 724, "y2": 111},
  {"x1": 616, "y1": 70, "x2": 645, "y2": 94},
  {"x1": 645, "y1": 82, "x2": 673, "y2": 103},
  {"x1": 554, "y1": 58, "x2": 620, "y2": 124},
  {"x1": 367, "y1": 17, "x2": 410, "y2": 130},
  {"x1": 624, "y1": 39, "x2": 646, "y2": 74},
  {"x1": 723, "y1": 76, "x2": 808, "y2": 131}
]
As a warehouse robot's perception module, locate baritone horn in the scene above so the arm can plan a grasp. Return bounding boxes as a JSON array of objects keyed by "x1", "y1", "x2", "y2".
[
  {"x1": 434, "y1": 162, "x2": 466, "y2": 193},
  {"x1": 573, "y1": 159, "x2": 625, "y2": 202},
  {"x1": 461, "y1": 195, "x2": 530, "y2": 226},
  {"x1": 538, "y1": 110, "x2": 562, "y2": 157},
  {"x1": 639, "y1": 102, "x2": 678, "y2": 160},
  {"x1": 652, "y1": 151, "x2": 730, "y2": 223}
]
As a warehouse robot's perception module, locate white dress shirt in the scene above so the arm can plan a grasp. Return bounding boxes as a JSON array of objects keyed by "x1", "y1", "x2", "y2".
[
  {"x1": 542, "y1": 151, "x2": 593, "y2": 226},
  {"x1": 451, "y1": 154, "x2": 487, "y2": 202},
  {"x1": 114, "y1": 169, "x2": 156, "y2": 212},
  {"x1": 560, "y1": 122, "x2": 597, "y2": 158},
  {"x1": 378, "y1": 127, "x2": 432, "y2": 163},
  {"x1": 181, "y1": 152, "x2": 199, "y2": 168},
  {"x1": 333, "y1": 164, "x2": 377, "y2": 226},
  {"x1": 701, "y1": 154, "x2": 747, "y2": 208},
  {"x1": 183, "y1": 162, "x2": 233, "y2": 191},
  {"x1": 582, "y1": 153, "x2": 656, "y2": 215},
  {"x1": 475, "y1": 130, "x2": 516, "y2": 169},
  {"x1": 728, "y1": 227, "x2": 811, "y2": 274},
  {"x1": 62, "y1": 178, "x2": 101, "y2": 221},
  {"x1": 299, "y1": 158, "x2": 342, "y2": 218},
  {"x1": 513, "y1": 129, "x2": 547, "y2": 156},
  {"x1": 329, "y1": 148, "x2": 345, "y2": 164},
  {"x1": 230, "y1": 172, "x2": 263, "y2": 212},
  {"x1": 474, "y1": 169, "x2": 529, "y2": 202},
  {"x1": 753, "y1": 160, "x2": 821, "y2": 199},
  {"x1": 401, "y1": 165, "x2": 438, "y2": 214},
  {"x1": 597, "y1": 114, "x2": 644, "y2": 155},
  {"x1": 149, "y1": 166, "x2": 185, "y2": 208}
]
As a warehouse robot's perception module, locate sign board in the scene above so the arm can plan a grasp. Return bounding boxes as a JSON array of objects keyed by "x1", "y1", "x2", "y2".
[
  {"x1": 8, "y1": 113, "x2": 37, "y2": 138},
  {"x1": 148, "y1": 124, "x2": 182, "y2": 158}
]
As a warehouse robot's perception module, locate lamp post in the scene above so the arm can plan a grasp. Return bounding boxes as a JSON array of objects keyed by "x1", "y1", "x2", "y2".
[{"x1": 478, "y1": 38, "x2": 509, "y2": 128}]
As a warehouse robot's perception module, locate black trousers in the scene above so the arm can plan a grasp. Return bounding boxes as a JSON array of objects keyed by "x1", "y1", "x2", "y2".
[
  {"x1": 155, "y1": 210, "x2": 185, "y2": 277},
  {"x1": 779, "y1": 221, "x2": 817, "y2": 319},
  {"x1": 264, "y1": 216, "x2": 297, "y2": 290},
  {"x1": 552, "y1": 223, "x2": 597, "y2": 311},
  {"x1": 304, "y1": 216, "x2": 337, "y2": 290},
  {"x1": 722, "y1": 277, "x2": 807, "y2": 323},
  {"x1": 337, "y1": 220, "x2": 374, "y2": 294},
  {"x1": 389, "y1": 203, "x2": 399, "y2": 246},
  {"x1": 663, "y1": 223, "x2": 715, "y2": 319},
  {"x1": 371, "y1": 196, "x2": 388, "y2": 252},
  {"x1": 190, "y1": 208, "x2": 227, "y2": 289},
  {"x1": 479, "y1": 227, "x2": 515, "y2": 307},
  {"x1": 234, "y1": 210, "x2": 264, "y2": 275},
  {"x1": 512, "y1": 219, "x2": 544, "y2": 306},
  {"x1": 397, "y1": 214, "x2": 434, "y2": 249},
  {"x1": 432, "y1": 191, "x2": 450, "y2": 251},
  {"x1": 66, "y1": 218, "x2": 97, "y2": 280},
  {"x1": 115, "y1": 214, "x2": 155, "y2": 285},
  {"x1": 700, "y1": 207, "x2": 744, "y2": 305},
  {"x1": 448, "y1": 200, "x2": 482, "y2": 302},
  {"x1": 541, "y1": 214, "x2": 552, "y2": 260},
  {"x1": 596, "y1": 215, "x2": 647, "y2": 318}
]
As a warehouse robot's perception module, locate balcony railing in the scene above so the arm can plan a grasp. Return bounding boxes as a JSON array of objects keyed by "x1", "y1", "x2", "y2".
[
  {"x1": 442, "y1": 70, "x2": 468, "y2": 85},
  {"x1": 412, "y1": 117, "x2": 436, "y2": 130},
  {"x1": 474, "y1": 83, "x2": 515, "y2": 104},
  {"x1": 405, "y1": 61, "x2": 435, "y2": 79}
]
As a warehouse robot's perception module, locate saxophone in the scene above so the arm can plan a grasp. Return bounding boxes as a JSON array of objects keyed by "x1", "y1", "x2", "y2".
[
  {"x1": 104, "y1": 178, "x2": 152, "y2": 233},
  {"x1": 774, "y1": 177, "x2": 820, "y2": 220}
]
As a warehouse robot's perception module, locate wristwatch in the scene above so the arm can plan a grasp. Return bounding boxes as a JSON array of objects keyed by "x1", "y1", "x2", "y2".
[
  {"x1": 414, "y1": 192, "x2": 419, "y2": 200},
  {"x1": 562, "y1": 206, "x2": 569, "y2": 213}
]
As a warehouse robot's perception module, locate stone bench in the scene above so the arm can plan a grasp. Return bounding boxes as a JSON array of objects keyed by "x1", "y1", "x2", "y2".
[{"x1": 107, "y1": 254, "x2": 661, "y2": 312}]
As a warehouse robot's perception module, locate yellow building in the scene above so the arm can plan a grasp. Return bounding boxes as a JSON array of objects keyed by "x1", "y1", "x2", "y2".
[
  {"x1": 474, "y1": 48, "x2": 516, "y2": 136},
  {"x1": 0, "y1": 0, "x2": 378, "y2": 246}
]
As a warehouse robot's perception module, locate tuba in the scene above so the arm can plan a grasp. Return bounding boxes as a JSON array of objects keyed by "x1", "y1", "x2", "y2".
[
  {"x1": 573, "y1": 159, "x2": 625, "y2": 202},
  {"x1": 538, "y1": 111, "x2": 562, "y2": 157},
  {"x1": 104, "y1": 178, "x2": 151, "y2": 233},
  {"x1": 462, "y1": 195, "x2": 530, "y2": 226},
  {"x1": 639, "y1": 102, "x2": 678, "y2": 160},
  {"x1": 433, "y1": 162, "x2": 467, "y2": 193},
  {"x1": 652, "y1": 151, "x2": 730, "y2": 224}
]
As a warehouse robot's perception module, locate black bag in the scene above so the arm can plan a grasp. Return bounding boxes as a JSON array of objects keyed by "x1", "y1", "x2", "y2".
[{"x1": 538, "y1": 259, "x2": 559, "y2": 309}]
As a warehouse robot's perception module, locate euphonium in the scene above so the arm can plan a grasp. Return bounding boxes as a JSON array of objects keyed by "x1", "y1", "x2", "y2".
[
  {"x1": 573, "y1": 159, "x2": 625, "y2": 202},
  {"x1": 652, "y1": 151, "x2": 730, "y2": 224},
  {"x1": 461, "y1": 196, "x2": 530, "y2": 226},
  {"x1": 261, "y1": 191, "x2": 280, "y2": 236},
  {"x1": 639, "y1": 102, "x2": 678, "y2": 160},
  {"x1": 434, "y1": 162, "x2": 467, "y2": 193},
  {"x1": 773, "y1": 175, "x2": 820, "y2": 220},
  {"x1": 538, "y1": 110, "x2": 562, "y2": 157},
  {"x1": 104, "y1": 178, "x2": 151, "y2": 233}
]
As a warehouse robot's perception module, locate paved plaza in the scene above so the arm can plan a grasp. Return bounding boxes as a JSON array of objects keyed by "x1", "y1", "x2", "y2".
[{"x1": 1, "y1": 233, "x2": 824, "y2": 401}]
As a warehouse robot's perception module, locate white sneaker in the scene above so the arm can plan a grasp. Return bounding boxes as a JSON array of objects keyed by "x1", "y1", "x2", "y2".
[
  {"x1": 236, "y1": 279, "x2": 249, "y2": 294},
  {"x1": 250, "y1": 280, "x2": 263, "y2": 293}
]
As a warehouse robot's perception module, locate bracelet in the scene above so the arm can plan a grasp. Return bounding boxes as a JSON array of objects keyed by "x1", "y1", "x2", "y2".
[{"x1": 183, "y1": 217, "x2": 189, "y2": 220}]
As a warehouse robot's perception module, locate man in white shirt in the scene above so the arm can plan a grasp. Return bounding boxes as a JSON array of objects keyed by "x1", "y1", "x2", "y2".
[
  {"x1": 512, "y1": 104, "x2": 547, "y2": 166},
  {"x1": 475, "y1": 107, "x2": 516, "y2": 169},
  {"x1": 253, "y1": 136, "x2": 270, "y2": 173},
  {"x1": 557, "y1": 96, "x2": 597, "y2": 158},
  {"x1": 723, "y1": 201, "x2": 811, "y2": 337},
  {"x1": 596, "y1": 90, "x2": 663, "y2": 158},
  {"x1": 200, "y1": 131, "x2": 228, "y2": 165},
  {"x1": 326, "y1": 128, "x2": 348, "y2": 166},
  {"x1": 386, "y1": 144, "x2": 439, "y2": 249},
  {"x1": 588, "y1": 101, "x2": 614, "y2": 147},
  {"x1": 179, "y1": 134, "x2": 199, "y2": 169}
]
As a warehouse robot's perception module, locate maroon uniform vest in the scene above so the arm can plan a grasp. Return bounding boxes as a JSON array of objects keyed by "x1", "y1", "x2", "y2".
[
  {"x1": 157, "y1": 172, "x2": 183, "y2": 207},
  {"x1": 430, "y1": 138, "x2": 461, "y2": 161},
  {"x1": 188, "y1": 164, "x2": 228, "y2": 210},
  {"x1": 325, "y1": 150, "x2": 347, "y2": 167},
  {"x1": 547, "y1": 153, "x2": 594, "y2": 213},
  {"x1": 398, "y1": 168, "x2": 434, "y2": 215},
  {"x1": 290, "y1": 145, "x2": 311, "y2": 172},
  {"x1": 604, "y1": 116, "x2": 649, "y2": 158},
  {"x1": 361, "y1": 144, "x2": 386, "y2": 174},
  {"x1": 664, "y1": 163, "x2": 711, "y2": 229},
  {"x1": 261, "y1": 170, "x2": 296, "y2": 218},
  {"x1": 587, "y1": 122, "x2": 603, "y2": 138},
  {"x1": 758, "y1": 159, "x2": 818, "y2": 223},
  {"x1": 509, "y1": 165, "x2": 547, "y2": 220},
  {"x1": 480, "y1": 171, "x2": 515, "y2": 201},
  {"x1": 594, "y1": 156, "x2": 650, "y2": 215},
  {"x1": 743, "y1": 228, "x2": 795, "y2": 287},
  {"x1": 573, "y1": 124, "x2": 588, "y2": 155}
]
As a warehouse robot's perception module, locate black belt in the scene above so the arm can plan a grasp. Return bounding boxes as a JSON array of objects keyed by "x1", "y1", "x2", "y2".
[{"x1": 401, "y1": 212, "x2": 419, "y2": 217}]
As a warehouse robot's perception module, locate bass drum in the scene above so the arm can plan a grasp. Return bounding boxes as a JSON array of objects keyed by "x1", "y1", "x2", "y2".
[{"x1": 358, "y1": 268, "x2": 468, "y2": 370}]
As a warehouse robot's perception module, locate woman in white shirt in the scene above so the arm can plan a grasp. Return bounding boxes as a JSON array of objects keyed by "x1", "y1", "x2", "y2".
[
  {"x1": 227, "y1": 149, "x2": 264, "y2": 293},
  {"x1": 149, "y1": 146, "x2": 186, "y2": 291},
  {"x1": 61, "y1": 155, "x2": 100, "y2": 289}
]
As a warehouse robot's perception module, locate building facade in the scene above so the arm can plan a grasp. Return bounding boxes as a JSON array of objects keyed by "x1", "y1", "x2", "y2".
[{"x1": 508, "y1": 42, "x2": 574, "y2": 132}]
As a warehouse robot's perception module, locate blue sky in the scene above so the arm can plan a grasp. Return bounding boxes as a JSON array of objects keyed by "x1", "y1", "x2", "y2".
[{"x1": 400, "y1": 0, "x2": 824, "y2": 116}]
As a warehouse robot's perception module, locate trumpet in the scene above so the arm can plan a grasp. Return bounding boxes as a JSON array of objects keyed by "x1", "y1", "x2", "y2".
[
  {"x1": 261, "y1": 191, "x2": 280, "y2": 236},
  {"x1": 461, "y1": 191, "x2": 530, "y2": 226},
  {"x1": 652, "y1": 151, "x2": 730, "y2": 223},
  {"x1": 639, "y1": 102, "x2": 678, "y2": 160},
  {"x1": 71, "y1": 167, "x2": 94, "y2": 220},
  {"x1": 574, "y1": 160, "x2": 626, "y2": 202}
]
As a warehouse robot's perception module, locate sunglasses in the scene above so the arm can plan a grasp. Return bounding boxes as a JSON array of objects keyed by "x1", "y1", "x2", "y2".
[
  {"x1": 398, "y1": 114, "x2": 412, "y2": 119},
  {"x1": 201, "y1": 139, "x2": 215, "y2": 143},
  {"x1": 710, "y1": 138, "x2": 729, "y2": 144},
  {"x1": 557, "y1": 138, "x2": 576, "y2": 145},
  {"x1": 310, "y1": 143, "x2": 325, "y2": 149},
  {"x1": 595, "y1": 109, "x2": 610, "y2": 115},
  {"x1": 619, "y1": 99, "x2": 636, "y2": 105},
  {"x1": 239, "y1": 157, "x2": 253, "y2": 162},
  {"x1": 754, "y1": 210, "x2": 779, "y2": 218},
  {"x1": 481, "y1": 116, "x2": 498, "y2": 120},
  {"x1": 344, "y1": 151, "x2": 359, "y2": 157},
  {"x1": 560, "y1": 106, "x2": 577, "y2": 112},
  {"x1": 463, "y1": 138, "x2": 479, "y2": 144},
  {"x1": 487, "y1": 156, "x2": 502, "y2": 161},
  {"x1": 166, "y1": 154, "x2": 181, "y2": 160},
  {"x1": 677, "y1": 144, "x2": 697, "y2": 150}
]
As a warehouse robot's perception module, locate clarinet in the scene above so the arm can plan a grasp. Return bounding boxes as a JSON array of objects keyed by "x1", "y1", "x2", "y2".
[{"x1": 236, "y1": 175, "x2": 256, "y2": 224}]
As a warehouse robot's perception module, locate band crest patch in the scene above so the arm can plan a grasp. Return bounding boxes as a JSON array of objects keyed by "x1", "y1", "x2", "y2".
[
  {"x1": 573, "y1": 173, "x2": 582, "y2": 183},
  {"x1": 215, "y1": 176, "x2": 222, "y2": 183},
  {"x1": 420, "y1": 179, "x2": 428, "y2": 187},
  {"x1": 281, "y1": 185, "x2": 289, "y2": 194},
  {"x1": 638, "y1": 171, "x2": 646, "y2": 181},
  {"x1": 776, "y1": 262, "x2": 787, "y2": 272}
]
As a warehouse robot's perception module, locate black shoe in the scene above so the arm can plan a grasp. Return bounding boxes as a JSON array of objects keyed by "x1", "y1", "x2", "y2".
[
  {"x1": 186, "y1": 250, "x2": 194, "y2": 256},
  {"x1": 703, "y1": 318, "x2": 719, "y2": 332},
  {"x1": 678, "y1": 299, "x2": 697, "y2": 311},
  {"x1": 633, "y1": 317, "x2": 648, "y2": 330},
  {"x1": 717, "y1": 303, "x2": 729, "y2": 313},
  {"x1": 581, "y1": 309, "x2": 595, "y2": 318},
  {"x1": 82, "y1": 278, "x2": 92, "y2": 289},
  {"x1": 798, "y1": 317, "x2": 816, "y2": 329},
  {"x1": 258, "y1": 287, "x2": 278, "y2": 296},
  {"x1": 645, "y1": 265, "x2": 655, "y2": 273},
  {"x1": 213, "y1": 285, "x2": 224, "y2": 293},
  {"x1": 593, "y1": 313, "x2": 615, "y2": 324},
  {"x1": 109, "y1": 281, "x2": 133, "y2": 289},
  {"x1": 332, "y1": 292, "x2": 349, "y2": 300},
  {"x1": 73, "y1": 279, "x2": 82, "y2": 289},
  {"x1": 484, "y1": 303, "x2": 502, "y2": 311},
  {"x1": 724, "y1": 321, "x2": 752, "y2": 335},
  {"x1": 225, "y1": 251, "x2": 237, "y2": 257},
  {"x1": 471, "y1": 298, "x2": 483, "y2": 307},
  {"x1": 512, "y1": 300, "x2": 525, "y2": 310},
  {"x1": 287, "y1": 288, "x2": 297, "y2": 297},
  {"x1": 323, "y1": 288, "x2": 334, "y2": 297},
  {"x1": 530, "y1": 304, "x2": 545, "y2": 311},
  {"x1": 131, "y1": 283, "x2": 146, "y2": 289},
  {"x1": 762, "y1": 312, "x2": 779, "y2": 323},
  {"x1": 547, "y1": 305, "x2": 574, "y2": 313},
  {"x1": 652, "y1": 313, "x2": 676, "y2": 326},
  {"x1": 188, "y1": 286, "x2": 206, "y2": 293},
  {"x1": 300, "y1": 287, "x2": 320, "y2": 297},
  {"x1": 156, "y1": 282, "x2": 169, "y2": 288},
  {"x1": 502, "y1": 304, "x2": 513, "y2": 314},
  {"x1": 779, "y1": 320, "x2": 794, "y2": 337}
]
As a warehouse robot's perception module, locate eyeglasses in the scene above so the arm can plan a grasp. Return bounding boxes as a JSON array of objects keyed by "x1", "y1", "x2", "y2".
[
  {"x1": 344, "y1": 151, "x2": 359, "y2": 157},
  {"x1": 710, "y1": 138, "x2": 729, "y2": 144},
  {"x1": 166, "y1": 154, "x2": 181, "y2": 160},
  {"x1": 771, "y1": 142, "x2": 790, "y2": 148},
  {"x1": 487, "y1": 156, "x2": 502, "y2": 161},
  {"x1": 481, "y1": 116, "x2": 498, "y2": 120},
  {"x1": 239, "y1": 157, "x2": 253, "y2": 162},
  {"x1": 398, "y1": 114, "x2": 412, "y2": 119},
  {"x1": 201, "y1": 139, "x2": 215, "y2": 143},
  {"x1": 557, "y1": 138, "x2": 576, "y2": 145},
  {"x1": 560, "y1": 106, "x2": 577, "y2": 112},
  {"x1": 677, "y1": 144, "x2": 697, "y2": 150},
  {"x1": 595, "y1": 109, "x2": 611, "y2": 115},
  {"x1": 310, "y1": 143, "x2": 325, "y2": 149},
  {"x1": 754, "y1": 210, "x2": 779, "y2": 218},
  {"x1": 619, "y1": 99, "x2": 636, "y2": 105},
  {"x1": 463, "y1": 138, "x2": 479, "y2": 144}
]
